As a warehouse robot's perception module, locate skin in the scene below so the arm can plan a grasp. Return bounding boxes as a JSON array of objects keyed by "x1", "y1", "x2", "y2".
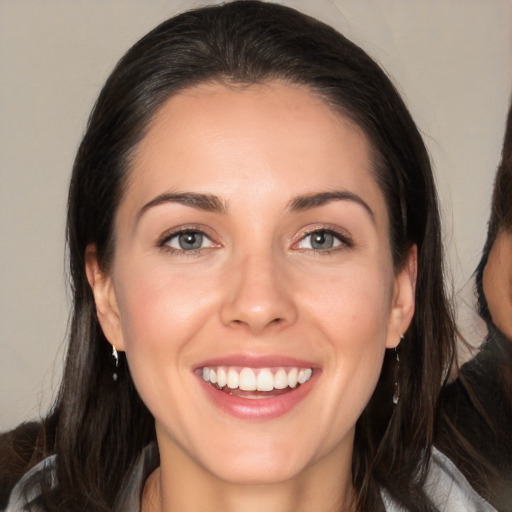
[
  {"x1": 86, "y1": 82, "x2": 416, "y2": 512},
  {"x1": 483, "y1": 229, "x2": 512, "y2": 340}
]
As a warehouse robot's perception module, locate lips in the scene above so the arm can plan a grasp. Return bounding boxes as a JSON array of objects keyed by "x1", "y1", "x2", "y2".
[{"x1": 195, "y1": 357, "x2": 318, "y2": 420}]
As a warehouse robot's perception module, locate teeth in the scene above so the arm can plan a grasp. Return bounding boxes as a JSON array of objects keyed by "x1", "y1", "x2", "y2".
[
  {"x1": 256, "y1": 368, "x2": 274, "y2": 391},
  {"x1": 239, "y1": 368, "x2": 257, "y2": 391},
  {"x1": 298, "y1": 368, "x2": 312, "y2": 384},
  {"x1": 274, "y1": 368, "x2": 288, "y2": 389},
  {"x1": 288, "y1": 368, "x2": 298, "y2": 388},
  {"x1": 201, "y1": 366, "x2": 313, "y2": 391},
  {"x1": 217, "y1": 367, "x2": 227, "y2": 388},
  {"x1": 227, "y1": 368, "x2": 239, "y2": 389}
]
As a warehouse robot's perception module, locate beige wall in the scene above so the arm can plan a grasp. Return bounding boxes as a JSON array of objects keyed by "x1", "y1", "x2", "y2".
[{"x1": 1, "y1": 0, "x2": 511, "y2": 430}]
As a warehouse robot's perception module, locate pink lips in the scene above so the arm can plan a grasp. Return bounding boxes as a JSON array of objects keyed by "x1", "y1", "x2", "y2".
[
  {"x1": 195, "y1": 354, "x2": 317, "y2": 369},
  {"x1": 195, "y1": 354, "x2": 319, "y2": 420}
]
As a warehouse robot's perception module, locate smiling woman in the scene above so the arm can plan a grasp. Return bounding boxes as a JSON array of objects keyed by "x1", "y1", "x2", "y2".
[
  {"x1": 86, "y1": 82, "x2": 411, "y2": 496},
  {"x1": 0, "y1": 2, "x2": 500, "y2": 512}
]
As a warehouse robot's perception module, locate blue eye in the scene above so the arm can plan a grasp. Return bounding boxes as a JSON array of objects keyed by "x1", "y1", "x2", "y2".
[
  {"x1": 164, "y1": 230, "x2": 213, "y2": 251},
  {"x1": 296, "y1": 230, "x2": 345, "y2": 251}
]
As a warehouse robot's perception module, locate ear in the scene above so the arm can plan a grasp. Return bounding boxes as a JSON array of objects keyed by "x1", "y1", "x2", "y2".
[
  {"x1": 85, "y1": 244, "x2": 125, "y2": 351},
  {"x1": 386, "y1": 245, "x2": 417, "y2": 349}
]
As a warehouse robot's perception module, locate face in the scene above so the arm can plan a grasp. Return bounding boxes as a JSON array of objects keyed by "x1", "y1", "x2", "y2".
[
  {"x1": 483, "y1": 229, "x2": 512, "y2": 339},
  {"x1": 87, "y1": 82, "x2": 415, "y2": 485}
]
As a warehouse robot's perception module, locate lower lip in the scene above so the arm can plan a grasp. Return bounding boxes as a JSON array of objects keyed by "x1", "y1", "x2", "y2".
[{"x1": 197, "y1": 372, "x2": 318, "y2": 420}]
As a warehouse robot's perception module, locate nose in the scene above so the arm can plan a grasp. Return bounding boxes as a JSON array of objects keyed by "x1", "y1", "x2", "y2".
[{"x1": 219, "y1": 253, "x2": 298, "y2": 334}]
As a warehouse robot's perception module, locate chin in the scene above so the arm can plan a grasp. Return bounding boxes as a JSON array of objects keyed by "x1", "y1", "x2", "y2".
[
  {"x1": 208, "y1": 458, "x2": 306, "y2": 486},
  {"x1": 197, "y1": 438, "x2": 313, "y2": 485}
]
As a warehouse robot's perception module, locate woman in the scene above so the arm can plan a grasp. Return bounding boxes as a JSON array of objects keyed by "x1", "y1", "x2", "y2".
[{"x1": 0, "y1": 2, "x2": 496, "y2": 511}]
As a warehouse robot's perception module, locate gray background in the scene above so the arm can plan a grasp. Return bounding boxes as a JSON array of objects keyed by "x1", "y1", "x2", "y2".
[{"x1": 1, "y1": 0, "x2": 511, "y2": 430}]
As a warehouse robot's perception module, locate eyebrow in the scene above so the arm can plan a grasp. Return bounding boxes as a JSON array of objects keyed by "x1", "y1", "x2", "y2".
[
  {"x1": 137, "y1": 192, "x2": 227, "y2": 222},
  {"x1": 136, "y1": 189, "x2": 374, "y2": 223},
  {"x1": 288, "y1": 190, "x2": 375, "y2": 221}
]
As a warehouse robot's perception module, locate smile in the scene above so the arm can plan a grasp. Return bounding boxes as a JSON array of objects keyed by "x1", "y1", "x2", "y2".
[
  {"x1": 201, "y1": 366, "x2": 313, "y2": 394},
  {"x1": 196, "y1": 361, "x2": 318, "y2": 419}
]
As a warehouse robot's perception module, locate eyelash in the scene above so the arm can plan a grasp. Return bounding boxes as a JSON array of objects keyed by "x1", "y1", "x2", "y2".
[
  {"x1": 157, "y1": 227, "x2": 216, "y2": 256},
  {"x1": 294, "y1": 227, "x2": 354, "y2": 254}
]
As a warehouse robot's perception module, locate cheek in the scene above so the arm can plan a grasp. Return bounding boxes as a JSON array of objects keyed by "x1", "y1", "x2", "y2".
[
  {"x1": 115, "y1": 261, "x2": 216, "y2": 344},
  {"x1": 112, "y1": 260, "x2": 223, "y2": 395},
  {"x1": 111, "y1": 261, "x2": 226, "y2": 425},
  {"x1": 298, "y1": 265, "x2": 393, "y2": 413},
  {"x1": 300, "y1": 262, "x2": 393, "y2": 343}
]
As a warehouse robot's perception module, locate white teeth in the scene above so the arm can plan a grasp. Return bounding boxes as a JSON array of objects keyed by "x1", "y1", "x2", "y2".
[
  {"x1": 297, "y1": 368, "x2": 313, "y2": 384},
  {"x1": 217, "y1": 367, "x2": 227, "y2": 388},
  {"x1": 274, "y1": 368, "x2": 288, "y2": 389},
  {"x1": 288, "y1": 368, "x2": 298, "y2": 388},
  {"x1": 227, "y1": 368, "x2": 239, "y2": 389},
  {"x1": 201, "y1": 366, "x2": 313, "y2": 392},
  {"x1": 239, "y1": 368, "x2": 257, "y2": 391},
  {"x1": 256, "y1": 368, "x2": 274, "y2": 391}
]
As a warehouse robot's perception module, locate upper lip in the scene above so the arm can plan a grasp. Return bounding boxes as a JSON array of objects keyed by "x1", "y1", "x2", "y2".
[{"x1": 194, "y1": 353, "x2": 319, "y2": 370}]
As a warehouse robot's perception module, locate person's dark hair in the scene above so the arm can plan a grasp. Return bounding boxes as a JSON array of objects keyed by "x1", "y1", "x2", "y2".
[{"x1": 1, "y1": 2, "x2": 457, "y2": 511}]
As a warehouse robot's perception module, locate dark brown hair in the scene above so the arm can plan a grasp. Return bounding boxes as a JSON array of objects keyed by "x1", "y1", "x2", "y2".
[{"x1": 2, "y1": 2, "x2": 457, "y2": 511}]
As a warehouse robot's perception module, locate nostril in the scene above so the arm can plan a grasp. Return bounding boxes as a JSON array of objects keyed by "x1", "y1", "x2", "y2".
[
  {"x1": 226, "y1": 316, "x2": 285, "y2": 331},
  {"x1": 218, "y1": 273, "x2": 299, "y2": 332}
]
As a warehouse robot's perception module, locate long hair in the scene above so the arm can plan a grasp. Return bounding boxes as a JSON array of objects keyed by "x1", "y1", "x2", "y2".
[{"x1": 3, "y1": 2, "x2": 456, "y2": 511}]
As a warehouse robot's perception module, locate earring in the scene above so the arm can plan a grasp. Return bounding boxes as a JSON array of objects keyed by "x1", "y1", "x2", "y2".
[
  {"x1": 112, "y1": 345, "x2": 119, "y2": 382},
  {"x1": 392, "y1": 335, "x2": 404, "y2": 405}
]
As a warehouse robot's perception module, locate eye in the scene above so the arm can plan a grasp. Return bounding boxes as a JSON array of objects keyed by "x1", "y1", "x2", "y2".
[
  {"x1": 295, "y1": 229, "x2": 349, "y2": 251},
  {"x1": 161, "y1": 230, "x2": 214, "y2": 252}
]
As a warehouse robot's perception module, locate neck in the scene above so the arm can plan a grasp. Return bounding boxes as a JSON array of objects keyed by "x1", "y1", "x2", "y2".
[{"x1": 142, "y1": 434, "x2": 356, "y2": 512}]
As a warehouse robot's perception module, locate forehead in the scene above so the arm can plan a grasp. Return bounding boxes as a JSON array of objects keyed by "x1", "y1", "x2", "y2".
[{"x1": 121, "y1": 81, "x2": 387, "y2": 227}]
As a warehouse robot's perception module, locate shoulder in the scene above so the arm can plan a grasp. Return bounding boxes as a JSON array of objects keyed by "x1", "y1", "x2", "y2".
[
  {"x1": 381, "y1": 448, "x2": 498, "y2": 512},
  {"x1": 2, "y1": 442, "x2": 158, "y2": 512},
  {"x1": 425, "y1": 447, "x2": 498, "y2": 511},
  {"x1": 3, "y1": 455, "x2": 57, "y2": 512}
]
